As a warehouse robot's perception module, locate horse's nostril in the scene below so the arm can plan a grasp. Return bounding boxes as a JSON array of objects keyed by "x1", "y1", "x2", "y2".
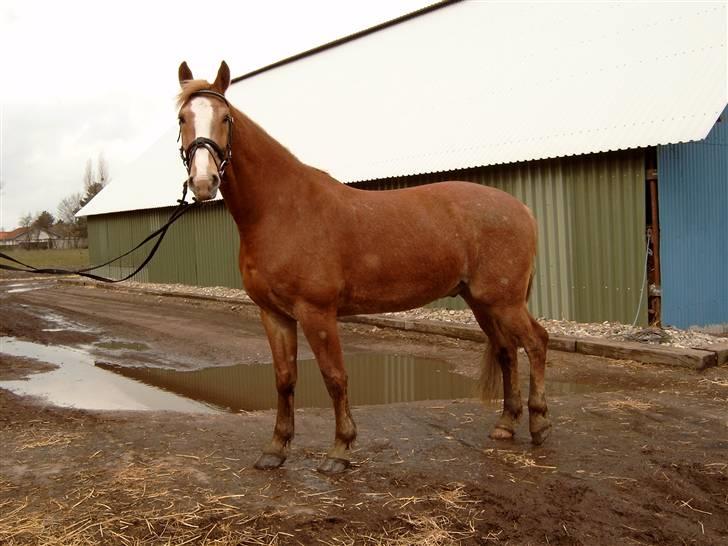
[{"x1": 211, "y1": 174, "x2": 220, "y2": 186}]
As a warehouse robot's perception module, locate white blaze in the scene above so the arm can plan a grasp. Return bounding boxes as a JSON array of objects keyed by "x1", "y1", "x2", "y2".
[{"x1": 189, "y1": 97, "x2": 214, "y2": 177}]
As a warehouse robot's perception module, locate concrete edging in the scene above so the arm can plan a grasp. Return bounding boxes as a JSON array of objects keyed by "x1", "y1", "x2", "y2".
[{"x1": 60, "y1": 278, "x2": 720, "y2": 369}]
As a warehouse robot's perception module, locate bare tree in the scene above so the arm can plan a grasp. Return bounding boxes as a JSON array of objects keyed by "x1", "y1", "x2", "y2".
[
  {"x1": 83, "y1": 159, "x2": 94, "y2": 193},
  {"x1": 97, "y1": 153, "x2": 110, "y2": 187},
  {"x1": 80, "y1": 156, "x2": 105, "y2": 207},
  {"x1": 58, "y1": 192, "x2": 84, "y2": 224},
  {"x1": 19, "y1": 213, "x2": 33, "y2": 228}
]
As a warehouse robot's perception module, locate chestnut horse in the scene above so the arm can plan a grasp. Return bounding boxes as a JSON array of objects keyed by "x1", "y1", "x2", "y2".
[{"x1": 177, "y1": 61, "x2": 550, "y2": 473}]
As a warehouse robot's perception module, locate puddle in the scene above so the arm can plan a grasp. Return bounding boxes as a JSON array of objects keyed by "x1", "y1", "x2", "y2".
[
  {"x1": 1, "y1": 336, "x2": 597, "y2": 414},
  {"x1": 2, "y1": 281, "x2": 57, "y2": 294},
  {"x1": 41, "y1": 312, "x2": 97, "y2": 333},
  {"x1": 8, "y1": 285, "x2": 48, "y2": 294},
  {"x1": 0, "y1": 337, "x2": 216, "y2": 413},
  {"x1": 96, "y1": 354, "x2": 478, "y2": 412}
]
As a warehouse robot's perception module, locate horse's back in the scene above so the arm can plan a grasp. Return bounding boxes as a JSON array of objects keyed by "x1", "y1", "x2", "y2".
[{"x1": 341, "y1": 180, "x2": 537, "y2": 255}]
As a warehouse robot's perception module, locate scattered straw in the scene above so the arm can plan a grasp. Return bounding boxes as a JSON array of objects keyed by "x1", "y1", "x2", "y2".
[
  {"x1": 699, "y1": 378, "x2": 728, "y2": 388},
  {"x1": 14, "y1": 430, "x2": 84, "y2": 451},
  {"x1": 603, "y1": 398, "x2": 655, "y2": 412},
  {"x1": 497, "y1": 450, "x2": 557, "y2": 470}
]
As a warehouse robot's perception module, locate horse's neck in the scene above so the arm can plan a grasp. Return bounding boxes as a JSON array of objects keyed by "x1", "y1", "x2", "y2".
[{"x1": 222, "y1": 109, "x2": 308, "y2": 231}]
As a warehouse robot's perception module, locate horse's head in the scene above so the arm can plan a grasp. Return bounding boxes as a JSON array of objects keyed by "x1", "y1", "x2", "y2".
[{"x1": 177, "y1": 61, "x2": 232, "y2": 201}]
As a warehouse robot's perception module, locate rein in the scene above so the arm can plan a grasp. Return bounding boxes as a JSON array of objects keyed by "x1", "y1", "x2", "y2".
[
  {"x1": 1, "y1": 89, "x2": 232, "y2": 284},
  {"x1": 0, "y1": 184, "x2": 198, "y2": 283}
]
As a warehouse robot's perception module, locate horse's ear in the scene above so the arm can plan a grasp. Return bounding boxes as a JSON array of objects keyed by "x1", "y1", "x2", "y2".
[
  {"x1": 178, "y1": 62, "x2": 193, "y2": 86},
  {"x1": 213, "y1": 61, "x2": 231, "y2": 94}
]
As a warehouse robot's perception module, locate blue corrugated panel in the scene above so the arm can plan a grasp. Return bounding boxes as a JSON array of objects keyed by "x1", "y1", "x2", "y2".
[{"x1": 658, "y1": 105, "x2": 728, "y2": 329}]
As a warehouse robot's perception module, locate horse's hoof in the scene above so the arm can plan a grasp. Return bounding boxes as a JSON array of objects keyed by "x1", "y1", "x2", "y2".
[
  {"x1": 317, "y1": 457, "x2": 350, "y2": 474},
  {"x1": 489, "y1": 426, "x2": 514, "y2": 440},
  {"x1": 530, "y1": 423, "x2": 552, "y2": 446},
  {"x1": 254, "y1": 452, "x2": 286, "y2": 470}
]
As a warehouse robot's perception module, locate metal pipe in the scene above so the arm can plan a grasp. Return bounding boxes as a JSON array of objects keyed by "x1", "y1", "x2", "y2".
[{"x1": 647, "y1": 165, "x2": 662, "y2": 326}]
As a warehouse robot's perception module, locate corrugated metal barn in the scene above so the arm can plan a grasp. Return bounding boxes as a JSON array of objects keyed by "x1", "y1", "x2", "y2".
[{"x1": 79, "y1": 1, "x2": 727, "y2": 330}]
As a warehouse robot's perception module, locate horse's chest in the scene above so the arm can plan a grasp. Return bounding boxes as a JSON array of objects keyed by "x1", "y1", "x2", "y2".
[
  {"x1": 240, "y1": 259, "x2": 295, "y2": 312},
  {"x1": 241, "y1": 260, "x2": 270, "y2": 298}
]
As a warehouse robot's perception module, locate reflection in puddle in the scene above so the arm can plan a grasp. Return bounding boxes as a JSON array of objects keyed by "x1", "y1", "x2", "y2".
[
  {"x1": 0, "y1": 337, "x2": 216, "y2": 413},
  {"x1": 96, "y1": 354, "x2": 478, "y2": 412}
]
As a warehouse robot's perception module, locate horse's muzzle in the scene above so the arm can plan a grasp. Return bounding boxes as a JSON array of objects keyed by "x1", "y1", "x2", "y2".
[{"x1": 188, "y1": 175, "x2": 219, "y2": 201}]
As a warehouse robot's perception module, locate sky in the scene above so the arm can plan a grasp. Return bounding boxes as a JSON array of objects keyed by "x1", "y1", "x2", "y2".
[{"x1": 0, "y1": 0, "x2": 430, "y2": 230}]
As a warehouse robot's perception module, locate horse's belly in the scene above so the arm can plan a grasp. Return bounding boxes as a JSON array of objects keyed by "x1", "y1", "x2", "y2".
[{"x1": 337, "y1": 259, "x2": 463, "y2": 316}]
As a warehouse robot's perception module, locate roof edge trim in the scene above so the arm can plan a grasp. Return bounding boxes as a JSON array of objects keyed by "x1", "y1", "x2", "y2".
[{"x1": 230, "y1": 0, "x2": 460, "y2": 85}]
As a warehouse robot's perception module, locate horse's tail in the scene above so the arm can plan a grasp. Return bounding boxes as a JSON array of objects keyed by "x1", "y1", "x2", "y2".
[
  {"x1": 479, "y1": 339, "x2": 503, "y2": 403},
  {"x1": 525, "y1": 203, "x2": 538, "y2": 303},
  {"x1": 526, "y1": 266, "x2": 535, "y2": 302}
]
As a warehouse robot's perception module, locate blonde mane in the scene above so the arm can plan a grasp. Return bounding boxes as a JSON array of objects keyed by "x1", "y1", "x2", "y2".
[{"x1": 176, "y1": 80, "x2": 216, "y2": 108}]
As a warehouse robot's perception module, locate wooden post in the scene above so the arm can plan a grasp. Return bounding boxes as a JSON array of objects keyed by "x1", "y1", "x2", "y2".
[{"x1": 646, "y1": 162, "x2": 661, "y2": 326}]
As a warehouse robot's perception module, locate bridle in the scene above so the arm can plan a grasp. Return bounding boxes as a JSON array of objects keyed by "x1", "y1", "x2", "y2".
[{"x1": 178, "y1": 89, "x2": 234, "y2": 182}]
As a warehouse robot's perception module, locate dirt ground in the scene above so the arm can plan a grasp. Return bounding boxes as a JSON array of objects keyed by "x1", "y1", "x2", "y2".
[{"x1": 1, "y1": 278, "x2": 727, "y2": 545}]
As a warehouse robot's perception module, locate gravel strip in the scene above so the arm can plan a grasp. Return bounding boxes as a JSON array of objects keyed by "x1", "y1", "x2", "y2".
[{"x1": 117, "y1": 280, "x2": 722, "y2": 350}]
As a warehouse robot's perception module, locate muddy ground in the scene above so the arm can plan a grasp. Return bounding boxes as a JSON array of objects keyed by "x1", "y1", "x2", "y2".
[{"x1": 1, "y1": 278, "x2": 727, "y2": 545}]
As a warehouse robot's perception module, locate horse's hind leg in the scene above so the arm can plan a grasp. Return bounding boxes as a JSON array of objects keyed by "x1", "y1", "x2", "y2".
[
  {"x1": 297, "y1": 305, "x2": 357, "y2": 474},
  {"x1": 468, "y1": 304, "x2": 523, "y2": 439},
  {"x1": 525, "y1": 314, "x2": 551, "y2": 444},
  {"x1": 492, "y1": 305, "x2": 551, "y2": 445},
  {"x1": 255, "y1": 309, "x2": 298, "y2": 470}
]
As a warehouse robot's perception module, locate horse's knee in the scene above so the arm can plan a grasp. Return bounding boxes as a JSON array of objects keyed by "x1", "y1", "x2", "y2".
[{"x1": 275, "y1": 369, "x2": 296, "y2": 395}]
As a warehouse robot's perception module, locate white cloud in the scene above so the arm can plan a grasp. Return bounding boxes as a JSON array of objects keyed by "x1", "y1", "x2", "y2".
[{"x1": 0, "y1": 0, "x2": 428, "y2": 229}]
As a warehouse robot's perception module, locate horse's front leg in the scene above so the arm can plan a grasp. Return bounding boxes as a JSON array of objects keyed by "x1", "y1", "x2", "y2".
[
  {"x1": 254, "y1": 308, "x2": 298, "y2": 470},
  {"x1": 298, "y1": 305, "x2": 357, "y2": 474}
]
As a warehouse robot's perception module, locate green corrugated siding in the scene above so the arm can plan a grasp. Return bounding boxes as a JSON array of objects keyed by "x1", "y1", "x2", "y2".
[
  {"x1": 568, "y1": 152, "x2": 646, "y2": 324},
  {"x1": 87, "y1": 202, "x2": 242, "y2": 288},
  {"x1": 87, "y1": 150, "x2": 646, "y2": 323}
]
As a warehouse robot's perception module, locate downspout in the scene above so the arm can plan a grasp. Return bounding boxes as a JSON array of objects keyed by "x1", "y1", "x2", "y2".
[{"x1": 646, "y1": 149, "x2": 661, "y2": 326}]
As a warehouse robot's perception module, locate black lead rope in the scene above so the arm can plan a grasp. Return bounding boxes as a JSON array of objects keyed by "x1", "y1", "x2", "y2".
[{"x1": 0, "y1": 183, "x2": 199, "y2": 283}]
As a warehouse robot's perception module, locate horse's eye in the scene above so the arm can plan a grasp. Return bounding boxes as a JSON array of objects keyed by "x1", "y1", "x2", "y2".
[{"x1": 178, "y1": 116, "x2": 185, "y2": 125}]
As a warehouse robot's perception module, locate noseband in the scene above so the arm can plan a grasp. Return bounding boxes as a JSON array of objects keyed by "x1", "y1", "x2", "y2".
[{"x1": 178, "y1": 89, "x2": 233, "y2": 181}]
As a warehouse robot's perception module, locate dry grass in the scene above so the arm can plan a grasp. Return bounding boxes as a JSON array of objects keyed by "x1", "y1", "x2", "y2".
[
  {"x1": 603, "y1": 398, "x2": 655, "y2": 412},
  {"x1": 14, "y1": 430, "x2": 85, "y2": 452},
  {"x1": 355, "y1": 483, "x2": 487, "y2": 545},
  {"x1": 0, "y1": 449, "x2": 282, "y2": 545},
  {"x1": 0, "y1": 248, "x2": 89, "y2": 270},
  {"x1": 699, "y1": 378, "x2": 728, "y2": 388},
  {"x1": 0, "y1": 455, "x2": 492, "y2": 546},
  {"x1": 480, "y1": 448, "x2": 556, "y2": 471},
  {"x1": 0, "y1": 494, "x2": 284, "y2": 545}
]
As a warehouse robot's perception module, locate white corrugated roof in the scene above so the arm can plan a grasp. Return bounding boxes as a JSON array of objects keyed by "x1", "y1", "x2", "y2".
[{"x1": 79, "y1": 0, "x2": 727, "y2": 216}]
